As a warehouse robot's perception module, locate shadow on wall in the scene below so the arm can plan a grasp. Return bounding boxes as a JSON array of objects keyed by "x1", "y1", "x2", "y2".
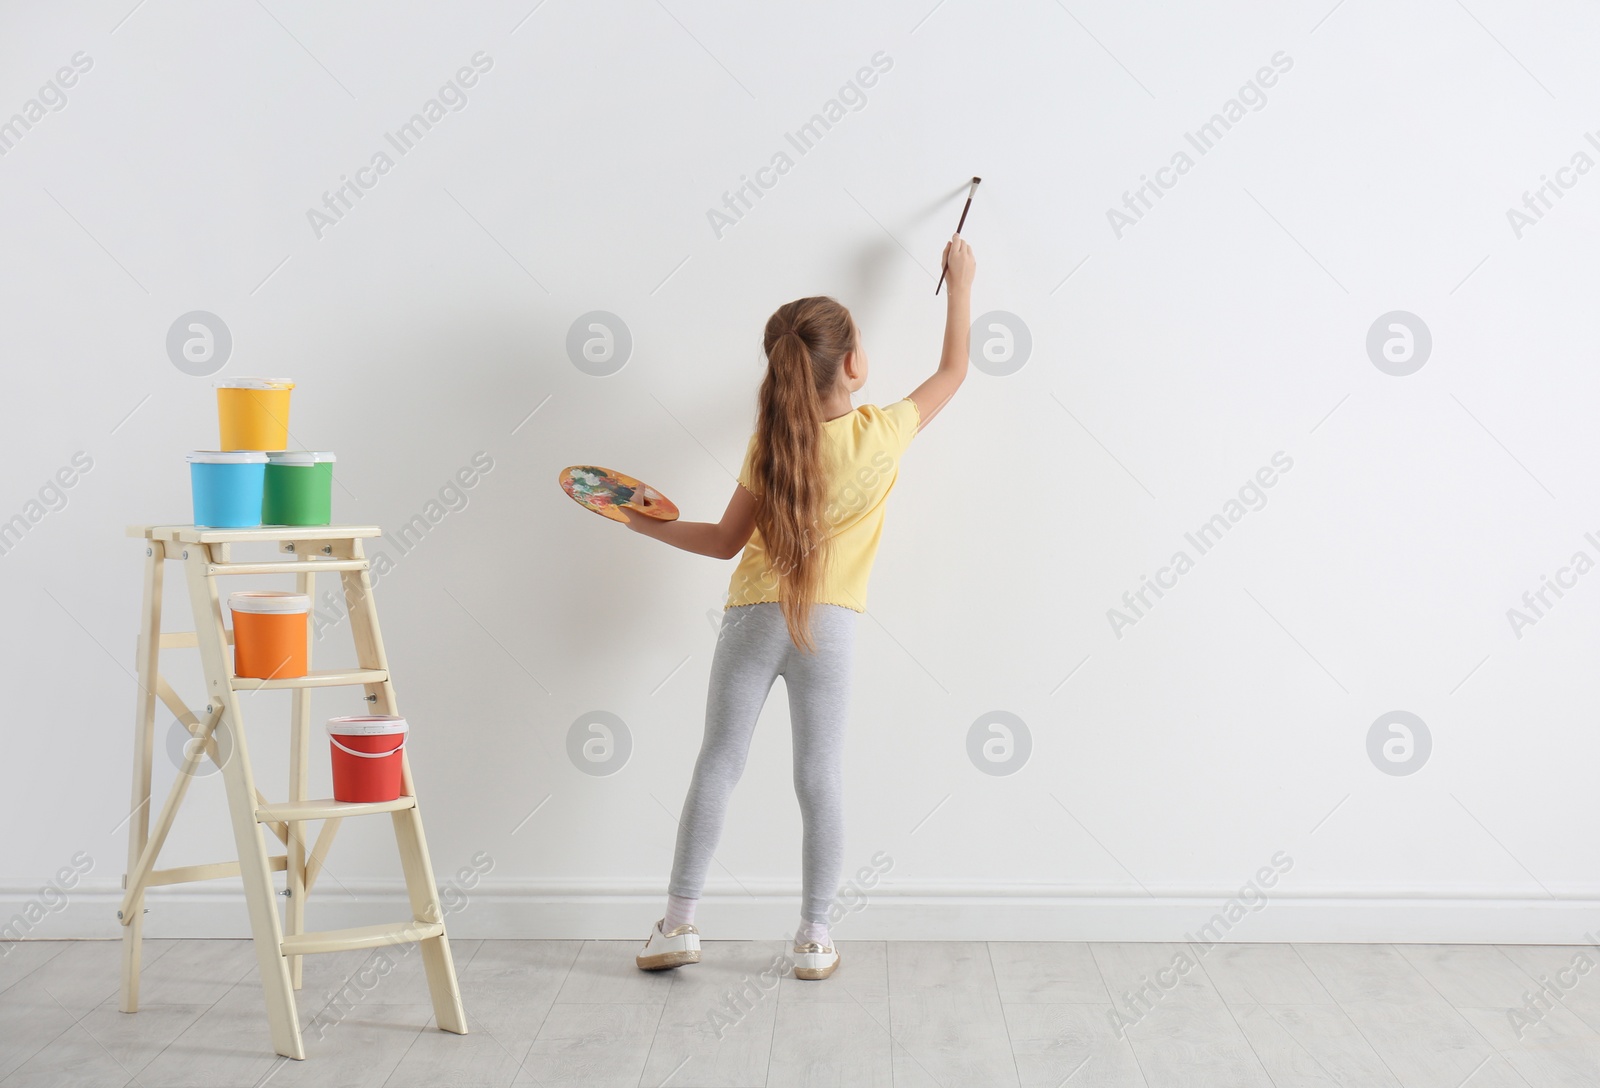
[
  {"x1": 843, "y1": 179, "x2": 972, "y2": 313},
  {"x1": 846, "y1": 236, "x2": 909, "y2": 313}
]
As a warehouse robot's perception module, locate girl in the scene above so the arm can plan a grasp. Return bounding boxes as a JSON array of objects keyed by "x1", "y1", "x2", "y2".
[{"x1": 623, "y1": 234, "x2": 976, "y2": 980}]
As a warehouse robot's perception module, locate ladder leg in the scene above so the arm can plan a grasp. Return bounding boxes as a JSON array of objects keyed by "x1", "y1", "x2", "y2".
[
  {"x1": 120, "y1": 541, "x2": 164, "y2": 1013},
  {"x1": 343, "y1": 545, "x2": 466, "y2": 1035},
  {"x1": 285, "y1": 565, "x2": 315, "y2": 990},
  {"x1": 185, "y1": 547, "x2": 305, "y2": 1060},
  {"x1": 216, "y1": 711, "x2": 306, "y2": 1059},
  {"x1": 392, "y1": 800, "x2": 467, "y2": 1035}
]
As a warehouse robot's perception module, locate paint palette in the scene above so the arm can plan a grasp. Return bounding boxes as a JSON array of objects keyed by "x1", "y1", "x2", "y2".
[{"x1": 559, "y1": 465, "x2": 680, "y2": 524}]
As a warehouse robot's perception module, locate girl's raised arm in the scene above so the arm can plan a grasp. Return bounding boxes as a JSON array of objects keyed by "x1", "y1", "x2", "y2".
[
  {"x1": 906, "y1": 233, "x2": 976, "y2": 431},
  {"x1": 623, "y1": 480, "x2": 757, "y2": 560}
]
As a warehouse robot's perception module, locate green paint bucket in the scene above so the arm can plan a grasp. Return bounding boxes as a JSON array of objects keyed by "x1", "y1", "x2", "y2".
[{"x1": 263, "y1": 451, "x2": 336, "y2": 525}]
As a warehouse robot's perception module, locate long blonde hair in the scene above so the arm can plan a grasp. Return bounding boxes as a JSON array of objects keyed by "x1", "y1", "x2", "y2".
[{"x1": 752, "y1": 296, "x2": 855, "y2": 651}]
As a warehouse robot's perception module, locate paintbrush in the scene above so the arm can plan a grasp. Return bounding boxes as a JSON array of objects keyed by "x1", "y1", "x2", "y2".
[{"x1": 935, "y1": 176, "x2": 982, "y2": 295}]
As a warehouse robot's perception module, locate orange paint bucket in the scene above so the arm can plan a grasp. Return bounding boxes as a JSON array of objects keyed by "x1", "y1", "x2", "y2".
[
  {"x1": 216, "y1": 377, "x2": 294, "y2": 451},
  {"x1": 229, "y1": 591, "x2": 309, "y2": 679}
]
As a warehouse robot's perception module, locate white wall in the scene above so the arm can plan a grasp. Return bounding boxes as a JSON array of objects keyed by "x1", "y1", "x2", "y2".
[{"x1": 3, "y1": 0, "x2": 1599, "y2": 944}]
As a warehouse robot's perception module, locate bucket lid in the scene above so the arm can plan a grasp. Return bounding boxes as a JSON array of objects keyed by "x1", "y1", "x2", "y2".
[
  {"x1": 327, "y1": 715, "x2": 408, "y2": 736},
  {"x1": 188, "y1": 450, "x2": 270, "y2": 464},
  {"x1": 228, "y1": 591, "x2": 310, "y2": 614},
  {"x1": 216, "y1": 377, "x2": 294, "y2": 390},
  {"x1": 266, "y1": 451, "x2": 337, "y2": 465}
]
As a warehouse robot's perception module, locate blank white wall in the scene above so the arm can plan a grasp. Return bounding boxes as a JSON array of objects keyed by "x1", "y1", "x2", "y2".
[{"x1": 3, "y1": 0, "x2": 1598, "y2": 943}]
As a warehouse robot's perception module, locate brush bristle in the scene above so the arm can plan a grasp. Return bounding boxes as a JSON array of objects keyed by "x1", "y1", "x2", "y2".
[{"x1": 972, "y1": 176, "x2": 982, "y2": 183}]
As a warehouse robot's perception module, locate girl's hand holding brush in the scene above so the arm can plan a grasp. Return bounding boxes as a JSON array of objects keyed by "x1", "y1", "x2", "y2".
[{"x1": 941, "y1": 234, "x2": 976, "y2": 296}]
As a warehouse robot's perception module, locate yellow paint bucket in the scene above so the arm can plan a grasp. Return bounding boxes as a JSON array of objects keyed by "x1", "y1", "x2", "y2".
[{"x1": 216, "y1": 377, "x2": 294, "y2": 450}]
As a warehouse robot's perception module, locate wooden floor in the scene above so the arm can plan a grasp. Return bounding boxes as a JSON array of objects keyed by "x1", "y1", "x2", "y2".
[{"x1": 1, "y1": 938, "x2": 1597, "y2": 1086}]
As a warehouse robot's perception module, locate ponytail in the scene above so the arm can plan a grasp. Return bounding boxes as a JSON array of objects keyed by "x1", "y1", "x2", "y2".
[{"x1": 753, "y1": 297, "x2": 855, "y2": 651}]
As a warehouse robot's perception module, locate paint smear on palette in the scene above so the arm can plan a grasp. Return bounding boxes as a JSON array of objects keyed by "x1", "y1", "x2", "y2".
[{"x1": 559, "y1": 465, "x2": 680, "y2": 523}]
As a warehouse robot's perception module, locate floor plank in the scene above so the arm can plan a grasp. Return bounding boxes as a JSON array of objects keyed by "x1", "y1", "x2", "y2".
[
  {"x1": 1200, "y1": 944, "x2": 1337, "y2": 1006},
  {"x1": 1495, "y1": 945, "x2": 1600, "y2": 1035},
  {"x1": 888, "y1": 944, "x2": 1019, "y2": 1087},
  {"x1": 0, "y1": 1018, "x2": 138, "y2": 1088},
  {"x1": 1120, "y1": 995, "x2": 1275, "y2": 1087},
  {"x1": 1293, "y1": 943, "x2": 1441, "y2": 1006},
  {"x1": 5, "y1": 937, "x2": 1597, "y2": 1087},
  {"x1": 1333, "y1": 998, "x2": 1528, "y2": 1088},
  {"x1": 552, "y1": 940, "x2": 675, "y2": 1005},
  {"x1": 1231, "y1": 1003, "x2": 1401, "y2": 1087},
  {"x1": 25, "y1": 940, "x2": 176, "y2": 1015},
  {"x1": 1091, "y1": 942, "x2": 1230, "y2": 1016},
  {"x1": 1459, "y1": 1001, "x2": 1600, "y2": 1088},
  {"x1": 133, "y1": 980, "x2": 286, "y2": 1088},
  {"x1": 227, "y1": 1004, "x2": 424, "y2": 1088},
  {"x1": 512, "y1": 1002, "x2": 661, "y2": 1088},
  {"x1": 71, "y1": 1000, "x2": 211, "y2": 1080},
  {"x1": 0, "y1": 977, "x2": 85, "y2": 1082},
  {"x1": 120, "y1": 939, "x2": 256, "y2": 1008},
  {"x1": 989, "y1": 942, "x2": 1110, "y2": 1004},
  {"x1": 1002, "y1": 1003, "x2": 1146, "y2": 1088},
  {"x1": 455, "y1": 939, "x2": 582, "y2": 1064},
  {"x1": 640, "y1": 940, "x2": 785, "y2": 1088},
  {"x1": 386, "y1": 1007, "x2": 522, "y2": 1088},
  {"x1": 767, "y1": 1000, "x2": 893, "y2": 1088},
  {"x1": 1396, "y1": 944, "x2": 1541, "y2": 1008},
  {"x1": 0, "y1": 943, "x2": 69, "y2": 1000}
]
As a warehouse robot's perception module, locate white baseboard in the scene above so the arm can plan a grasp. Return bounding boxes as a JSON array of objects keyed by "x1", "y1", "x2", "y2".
[{"x1": 6, "y1": 878, "x2": 1600, "y2": 945}]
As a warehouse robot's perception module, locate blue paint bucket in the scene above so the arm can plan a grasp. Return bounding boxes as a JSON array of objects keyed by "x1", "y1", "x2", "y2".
[{"x1": 187, "y1": 451, "x2": 269, "y2": 527}]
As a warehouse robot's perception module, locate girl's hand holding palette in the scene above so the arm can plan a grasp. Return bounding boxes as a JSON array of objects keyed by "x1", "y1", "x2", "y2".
[{"x1": 559, "y1": 465, "x2": 679, "y2": 524}]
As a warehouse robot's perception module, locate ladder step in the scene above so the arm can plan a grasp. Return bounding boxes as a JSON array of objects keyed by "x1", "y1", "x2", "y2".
[
  {"x1": 208, "y1": 559, "x2": 369, "y2": 576},
  {"x1": 231, "y1": 668, "x2": 387, "y2": 691},
  {"x1": 256, "y1": 797, "x2": 416, "y2": 823},
  {"x1": 280, "y1": 920, "x2": 445, "y2": 956},
  {"x1": 136, "y1": 523, "x2": 381, "y2": 545}
]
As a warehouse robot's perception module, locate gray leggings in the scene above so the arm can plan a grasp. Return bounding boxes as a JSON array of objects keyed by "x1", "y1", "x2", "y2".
[{"x1": 668, "y1": 602, "x2": 857, "y2": 924}]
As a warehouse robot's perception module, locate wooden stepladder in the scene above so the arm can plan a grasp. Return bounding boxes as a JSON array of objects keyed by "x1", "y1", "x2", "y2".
[{"x1": 118, "y1": 524, "x2": 467, "y2": 1060}]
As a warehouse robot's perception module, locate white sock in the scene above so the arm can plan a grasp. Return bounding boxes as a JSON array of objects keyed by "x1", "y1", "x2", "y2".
[
  {"x1": 664, "y1": 894, "x2": 697, "y2": 931},
  {"x1": 796, "y1": 920, "x2": 830, "y2": 947}
]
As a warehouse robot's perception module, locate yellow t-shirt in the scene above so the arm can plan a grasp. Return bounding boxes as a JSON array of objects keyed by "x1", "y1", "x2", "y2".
[{"x1": 726, "y1": 398, "x2": 920, "y2": 612}]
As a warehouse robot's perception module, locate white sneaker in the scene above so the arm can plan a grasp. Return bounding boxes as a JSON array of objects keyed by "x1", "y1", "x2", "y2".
[
  {"x1": 792, "y1": 941, "x2": 839, "y2": 980},
  {"x1": 636, "y1": 919, "x2": 700, "y2": 970}
]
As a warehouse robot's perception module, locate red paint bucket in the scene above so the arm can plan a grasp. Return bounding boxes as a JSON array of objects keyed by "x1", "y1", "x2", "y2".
[{"x1": 326, "y1": 716, "x2": 408, "y2": 802}]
